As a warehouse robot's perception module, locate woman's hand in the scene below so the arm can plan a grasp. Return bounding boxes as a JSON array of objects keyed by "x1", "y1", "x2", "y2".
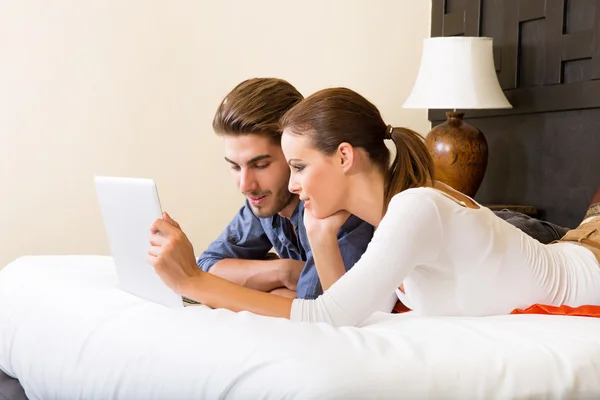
[
  {"x1": 304, "y1": 209, "x2": 350, "y2": 240},
  {"x1": 302, "y1": 209, "x2": 350, "y2": 291},
  {"x1": 146, "y1": 212, "x2": 201, "y2": 294}
]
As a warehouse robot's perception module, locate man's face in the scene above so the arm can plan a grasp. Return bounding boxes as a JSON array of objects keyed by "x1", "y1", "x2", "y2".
[{"x1": 223, "y1": 134, "x2": 294, "y2": 218}]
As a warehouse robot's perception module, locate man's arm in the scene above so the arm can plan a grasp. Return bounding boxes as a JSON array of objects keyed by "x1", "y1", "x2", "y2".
[
  {"x1": 269, "y1": 287, "x2": 298, "y2": 299},
  {"x1": 209, "y1": 258, "x2": 302, "y2": 292},
  {"x1": 196, "y1": 202, "x2": 303, "y2": 292}
]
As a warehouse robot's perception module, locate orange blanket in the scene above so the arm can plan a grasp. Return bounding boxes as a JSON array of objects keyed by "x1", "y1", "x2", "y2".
[
  {"x1": 511, "y1": 304, "x2": 600, "y2": 317},
  {"x1": 392, "y1": 300, "x2": 600, "y2": 318}
]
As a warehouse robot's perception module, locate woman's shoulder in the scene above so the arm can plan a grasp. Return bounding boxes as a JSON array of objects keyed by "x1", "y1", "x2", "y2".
[
  {"x1": 387, "y1": 187, "x2": 471, "y2": 216},
  {"x1": 389, "y1": 187, "x2": 442, "y2": 204},
  {"x1": 380, "y1": 187, "x2": 444, "y2": 227},
  {"x1": 384, "y1": 187, "x2": 444, "y2": 217},
  {"x1": 390, "y1": 186, "x2": 482, "y2": 208}
]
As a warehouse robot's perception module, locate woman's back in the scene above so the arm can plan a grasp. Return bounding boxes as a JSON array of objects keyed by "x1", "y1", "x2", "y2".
[{"x1": 396, "y1": 187, "x2": 600, "y2": 316}]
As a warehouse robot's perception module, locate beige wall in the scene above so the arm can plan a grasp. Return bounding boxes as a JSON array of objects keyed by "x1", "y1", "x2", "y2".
[{"x1": 0, "y1": 0, "x2": 431, "y2": 269}]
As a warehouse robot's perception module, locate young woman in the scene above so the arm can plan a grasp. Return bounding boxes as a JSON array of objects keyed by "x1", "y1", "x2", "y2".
[{"x1": 148, "y1": 88, "x2": 600, "y2": 327}]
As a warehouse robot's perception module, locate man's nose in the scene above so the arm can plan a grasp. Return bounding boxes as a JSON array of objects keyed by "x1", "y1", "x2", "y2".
[{"x1": 239, "y1": 169, "x2": 257, "y2": 193}]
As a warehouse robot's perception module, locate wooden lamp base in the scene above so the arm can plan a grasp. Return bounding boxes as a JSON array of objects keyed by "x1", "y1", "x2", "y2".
[{"x1": 425, "y1": 111, "x2": 488, "y2": 198}]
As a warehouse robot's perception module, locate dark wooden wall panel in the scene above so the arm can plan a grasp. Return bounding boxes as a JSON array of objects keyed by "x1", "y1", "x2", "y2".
[
  {"x1": 469, "y1": 109, "x2": 600, "y2": 227},
  {"x1": 566, "y1": 0, "x2": 596, "y2": 33},
  {"x1": 428, "y1": 0, "x2": 600, "y2": 227},
  {"x1": 431, "y1": 0, "x2": 481, "y2": 37},
  {"x1": 430, "y1": 0, "x2": 600, "y2": 119},
  {"x1": 520, "y1": 19, "x2": 546, "y2": 87}
]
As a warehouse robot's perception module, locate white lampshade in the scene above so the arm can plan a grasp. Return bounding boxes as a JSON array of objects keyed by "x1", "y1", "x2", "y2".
[{"x1": 403, "y1": 37, "x2": 512, "y2": 110}]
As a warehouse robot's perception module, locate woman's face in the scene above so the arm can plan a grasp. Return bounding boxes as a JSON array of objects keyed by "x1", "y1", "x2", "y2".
[{"x1": 281, "y1": 130, "x2": 347, "y2": 218}]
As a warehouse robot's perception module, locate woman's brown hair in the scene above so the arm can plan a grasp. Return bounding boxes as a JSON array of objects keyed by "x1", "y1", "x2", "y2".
[{"x1": 280, "y1": 87, "x2": 435, "y2": 211}]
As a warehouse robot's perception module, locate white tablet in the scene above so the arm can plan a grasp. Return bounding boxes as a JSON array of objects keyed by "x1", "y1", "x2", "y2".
[{"x1": 94, "y1": 176, "x2": 184, "y2": 308}]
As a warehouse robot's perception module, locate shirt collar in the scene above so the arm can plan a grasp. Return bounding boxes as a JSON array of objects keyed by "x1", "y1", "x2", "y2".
[{"x1": 289, "y1": 200, "x2": 304, "y2": 228}]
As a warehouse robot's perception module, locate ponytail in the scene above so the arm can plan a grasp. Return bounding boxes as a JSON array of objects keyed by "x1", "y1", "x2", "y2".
[
  {"x1": 384, "y1": 127, "x2": 435, "y2": 212},
  {"x1": 278, "y1": 88, "x2": 434, "y2": 214}
]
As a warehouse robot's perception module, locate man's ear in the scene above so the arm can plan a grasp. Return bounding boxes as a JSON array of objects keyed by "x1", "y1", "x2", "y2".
[{"x1": 337, "y1": 142, "x2": 355, "y2": 173}]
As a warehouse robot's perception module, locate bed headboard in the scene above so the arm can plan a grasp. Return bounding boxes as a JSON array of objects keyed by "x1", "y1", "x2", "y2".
[{"x1": 429, "y1": 0, "x2": 600, "y2": 228}]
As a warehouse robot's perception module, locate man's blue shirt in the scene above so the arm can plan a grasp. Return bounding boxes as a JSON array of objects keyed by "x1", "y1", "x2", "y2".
[{"x1": 197, "y1": 200, "x2": 374, "y2": 299}]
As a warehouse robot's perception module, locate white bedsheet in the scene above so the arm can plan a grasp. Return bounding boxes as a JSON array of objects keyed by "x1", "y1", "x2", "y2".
[{"x1": 1, "y1": 256, "x2": 600, "y2": 399}]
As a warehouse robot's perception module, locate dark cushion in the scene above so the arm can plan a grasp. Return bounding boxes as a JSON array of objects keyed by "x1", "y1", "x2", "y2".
[{"x1": 0, "y1": 371, "x2": 27, "y2": 400}]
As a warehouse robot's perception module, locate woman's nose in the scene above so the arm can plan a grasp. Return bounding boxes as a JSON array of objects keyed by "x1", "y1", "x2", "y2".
[{"x1": 288, "y1": 175, "x2": 301, "y2": 195}]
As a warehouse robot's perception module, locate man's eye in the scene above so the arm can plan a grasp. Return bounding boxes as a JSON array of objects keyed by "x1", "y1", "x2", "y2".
[{"x1": 255, "y1": 163, "x2": 270, "y2": 169}]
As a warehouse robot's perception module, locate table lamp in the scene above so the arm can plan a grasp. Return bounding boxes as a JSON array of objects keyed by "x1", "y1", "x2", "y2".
[{"x1": 403, "y1": 36, "x2": 512, "y2": 197}]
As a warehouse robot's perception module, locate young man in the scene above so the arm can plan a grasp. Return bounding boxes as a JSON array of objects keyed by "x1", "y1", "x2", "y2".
[
  {"x1": 195, "y1": 78, "x2": 374, "y2": 299},
  {"x1": 161, "y1": 78, "x2": 569, "y2": 302}
]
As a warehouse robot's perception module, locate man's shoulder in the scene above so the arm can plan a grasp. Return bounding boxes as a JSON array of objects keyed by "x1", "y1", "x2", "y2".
[{"x1": 341, "y1": 214, "x2": 374, "y2": 237}]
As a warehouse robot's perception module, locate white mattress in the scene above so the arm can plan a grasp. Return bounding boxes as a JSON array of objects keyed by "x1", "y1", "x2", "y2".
[{"x1": 1, "y1": 256, "x2": 600, "y2": 399}]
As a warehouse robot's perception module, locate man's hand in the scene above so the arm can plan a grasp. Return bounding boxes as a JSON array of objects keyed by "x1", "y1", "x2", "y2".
[
  {"x1": 277, "y1": 258, "x2": 305, "y2": 291},
  {"x1": 304, "y1": 209, "x2": 350, "y2": 242},
  {"x1": 147, "y1": 212, "x2": 201, "y2": 294},
  {"x1": 269, "y1": 287, "x2": 297, "y2": 299}
]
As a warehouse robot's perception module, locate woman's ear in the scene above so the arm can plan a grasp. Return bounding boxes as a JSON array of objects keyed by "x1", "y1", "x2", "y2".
[{"x1": 337, "y1": 142, "x2": 355, "y2": 173}]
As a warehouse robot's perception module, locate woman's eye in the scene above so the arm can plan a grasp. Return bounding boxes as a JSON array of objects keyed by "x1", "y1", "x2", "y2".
[{"x1": 292, "y1": 165, "x2": 305, "y2": 172}]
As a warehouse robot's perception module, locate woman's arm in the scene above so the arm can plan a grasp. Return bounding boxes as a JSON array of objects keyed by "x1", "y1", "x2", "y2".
[
  {"x1": 302, "y1": 210, "x2": 351, "y2": 291},
  {"x1": 292, "y1": 192, "x2": 444, "y2": 326},
  {"x1": 150, "y1": 191, "x2": 443, "y2": 326},
  {"x1": 179, "y1": 272, "x2": 293, "y2": 318},
  {"x1": 309, "y1": 235, "x2": 346, "y2": 291}
]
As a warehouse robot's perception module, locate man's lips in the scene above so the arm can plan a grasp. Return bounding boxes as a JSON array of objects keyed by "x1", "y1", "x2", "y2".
[{"x1": 248, "y1": 194, "x2": 268, "y2": 205}]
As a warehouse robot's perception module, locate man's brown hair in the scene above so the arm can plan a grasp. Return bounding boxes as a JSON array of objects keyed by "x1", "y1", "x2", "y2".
[{"x1": 213, "y1": 78, "x2": 303, "y2": 142}]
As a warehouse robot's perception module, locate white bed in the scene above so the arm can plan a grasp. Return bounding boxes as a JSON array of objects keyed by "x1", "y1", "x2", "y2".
[{"x1": 1, "y1": 256, "x2": 600, "y2": 399}]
